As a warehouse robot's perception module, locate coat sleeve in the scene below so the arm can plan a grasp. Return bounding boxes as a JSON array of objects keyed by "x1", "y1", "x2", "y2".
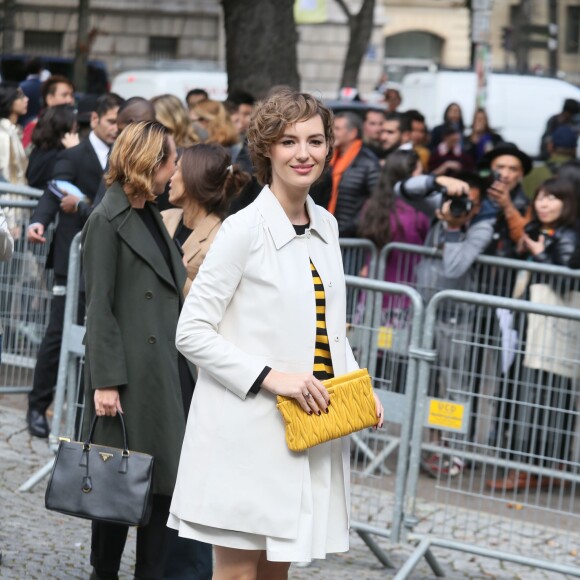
[
  {"x1": 442, "y1": 219, "x2": 494, "y2": 279},
  {"x1": 328, "y1": 211, "x2": 359, "y2": 373},
  {"x1": 175, "y1": 217, "x2": 268, "y2": 400},
  {"x1": 82, "y1": 212, "x2": 128, "y2": 389},
  {"x1": 396, "y1": 174, "x2": 440, "y2": 219},
  {"x1": 29, "y1": 149, "x2": 77, "y2": 226}
]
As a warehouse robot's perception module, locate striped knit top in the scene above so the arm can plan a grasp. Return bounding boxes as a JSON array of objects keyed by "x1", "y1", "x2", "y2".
[
  {"x1": 311, "y1": 260, "x2": 334, "y2": 381},
  {"x1": 293, "y1": 223, "x2": 334, "y2": 381}
]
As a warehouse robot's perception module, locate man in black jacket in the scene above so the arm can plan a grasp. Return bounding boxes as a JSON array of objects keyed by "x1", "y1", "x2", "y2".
[
  {"x1": 25, "y1": 93, "x2": 123, "y2": 437},
  {"x1": 329, "y1": 112, "x2": 380, "y2": 237}
]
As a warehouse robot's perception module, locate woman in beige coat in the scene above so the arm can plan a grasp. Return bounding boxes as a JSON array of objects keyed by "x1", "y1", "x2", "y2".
[
  {"x1": 169, "y1": 90, "x2": 384, "y2": 580},
  {"x1": 162, "y1": 143, "x2": 250, "y2": 297}
]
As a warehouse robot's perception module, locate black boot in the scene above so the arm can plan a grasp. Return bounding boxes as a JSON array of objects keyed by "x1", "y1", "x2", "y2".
[{"x1": 26, "y1": 409, "x2": 49, "y2": 438}]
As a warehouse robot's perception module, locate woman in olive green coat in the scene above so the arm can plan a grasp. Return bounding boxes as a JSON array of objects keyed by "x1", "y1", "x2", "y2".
[{"x1": 81, "y1": 121, "x2": 188, "y2": 579}]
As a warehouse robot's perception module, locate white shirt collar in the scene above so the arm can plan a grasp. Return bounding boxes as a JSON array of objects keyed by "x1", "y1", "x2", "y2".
[{"x1": 88, "y1": 131, "x2": 110, "y2": 170}]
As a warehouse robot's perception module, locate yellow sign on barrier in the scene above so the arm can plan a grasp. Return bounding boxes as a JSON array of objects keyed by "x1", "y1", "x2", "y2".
[{"x1": 426, "y1": 399, "x2": 467, "y2": 432}]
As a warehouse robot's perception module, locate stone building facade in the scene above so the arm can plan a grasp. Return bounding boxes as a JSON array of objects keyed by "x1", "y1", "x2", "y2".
[
  {"x1": 382, "y1": 0, "x2": 580, "y2": 85},
  {"x1": 1, "y1": 0, "x2": 385, "y2": 97},
  {"x1": 2, "y1": 1, "x2": 578, "y2": 96}
]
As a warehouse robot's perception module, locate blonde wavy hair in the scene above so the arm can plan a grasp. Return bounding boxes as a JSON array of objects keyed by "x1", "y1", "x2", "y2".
[
  {"x1": 151, "y1": 94, "x2": 199, "y2": 147},
  {"x1": 106, "y1": 121, "x2": 172, "y2": 202},
  {"x1": 192, "y1": 99, "x2": 239, "y2": 147},
  {"x1": 247, "y1": 89, "x2": 334, "y2": 186}
]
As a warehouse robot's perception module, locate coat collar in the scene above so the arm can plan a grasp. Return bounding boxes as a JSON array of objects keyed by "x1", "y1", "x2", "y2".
[
  {"x1": 182, "y1": 213, "x2": 221, "y2": 263},
  {"x1": 161, "y1": 208, "x2": 222, "y2": 264},
  {"x1": 101, "y1": 183, "x2": 185, "y2": 293},
  {"x1": 255, "y1": 186, "x2": 329, "y2": 250}
]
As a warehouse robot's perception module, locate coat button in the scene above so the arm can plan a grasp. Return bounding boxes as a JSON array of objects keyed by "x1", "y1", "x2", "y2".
[
  {"x1": 334, "y1": 335, "x2": 340, "y2": 342},
  {"x1": 328, "y1": 281, "x2": 333, "y2": 287},
  {"x1": 145, "y1": 291, "x2": 153, "y2": 299},
  {"x1": 306, "y1": 230, "x2": 311, "y2": 239},
  {"x1": 148, "y1": 336, "x2": 156, "y2": 344}
]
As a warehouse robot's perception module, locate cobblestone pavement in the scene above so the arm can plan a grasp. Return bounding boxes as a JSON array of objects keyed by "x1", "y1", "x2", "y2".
[{"x1": 0, "y1": 401, "x2": 578, "y2": 579}]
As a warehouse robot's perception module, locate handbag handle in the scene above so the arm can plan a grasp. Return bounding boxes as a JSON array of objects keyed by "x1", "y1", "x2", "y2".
[{"x1": 84, "y1": 413, "x2": 130, "y2": 455}]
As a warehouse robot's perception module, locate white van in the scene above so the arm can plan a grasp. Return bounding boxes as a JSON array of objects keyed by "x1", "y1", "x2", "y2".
[
  {"x1": 400, "y1": 71, "x2": 580, "y2": 157},
  {"x1": 111, "y1": 70, "x2": 228, "y2": 102}
]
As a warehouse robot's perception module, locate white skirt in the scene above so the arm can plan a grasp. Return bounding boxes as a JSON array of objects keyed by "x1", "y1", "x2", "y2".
[{"x1": 167, "y1": 439, "x2": 349, "y2": 562}]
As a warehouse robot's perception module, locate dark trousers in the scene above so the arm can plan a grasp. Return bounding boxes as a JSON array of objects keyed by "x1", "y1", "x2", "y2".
[
  {"x1": 91, "y1": 494, "x2": 171, "y2": 579},
  {"x1": 27, "y1": 276, "x2": 85, "y2": 414},
  {"x1": 164, "y1": 529, "x2": 212, "y2": 580}
]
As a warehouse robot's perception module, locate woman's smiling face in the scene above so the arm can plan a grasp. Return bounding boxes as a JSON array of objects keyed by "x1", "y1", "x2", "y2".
[{"x1": 268, "y1": 115, "x2": 328, "y2": 194}]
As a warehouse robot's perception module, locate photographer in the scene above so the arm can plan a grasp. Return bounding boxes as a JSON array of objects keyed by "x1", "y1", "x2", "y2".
[
  {"x1": 395, "y1": 171, "x2": 495, "y2": 477},
  {"x1": 395, "y1": 172, "x2": 494, "y2": 283}
]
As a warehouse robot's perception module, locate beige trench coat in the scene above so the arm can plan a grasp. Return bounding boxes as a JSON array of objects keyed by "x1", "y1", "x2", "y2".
[
  {"x1": 161, "y1": 208, "x2": 222, "y2": 297},
  {"x1": 170, "y1": 186, "x2": 358, "y2": 539}
]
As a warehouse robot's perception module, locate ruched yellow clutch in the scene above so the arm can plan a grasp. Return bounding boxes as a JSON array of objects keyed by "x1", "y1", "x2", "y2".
[{"x1": 276, "y1": 368, "x2": 377, "y2": 452}]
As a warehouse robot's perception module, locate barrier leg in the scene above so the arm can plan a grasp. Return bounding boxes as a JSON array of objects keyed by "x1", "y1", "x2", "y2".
[
  {"x1": 18, "y1": 457, "x2": 54, "y2": 492},
  {"x1": 356, "y1": 530, "x2": 395, "y2": 569},
  {"x1": 350, "y1": 432, "x2": 390, "y2": 476},
  {"x1": 393, "y1": 538, "x2": 445, "y2": 579},
  {"x1": 424, "y1": 547, "x2": 445, "y2": 577},
  {"x1": 361, "y1": 436, "x2": 399, "y2": 476}
]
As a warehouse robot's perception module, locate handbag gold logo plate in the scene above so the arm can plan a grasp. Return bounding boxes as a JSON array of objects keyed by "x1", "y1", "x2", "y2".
[{"x1": 99, "y1": 452, "x2": 114, "y2": 462}]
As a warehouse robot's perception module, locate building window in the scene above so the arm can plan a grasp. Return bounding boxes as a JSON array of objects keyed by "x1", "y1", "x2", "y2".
[
  {"x1": 149, "y1": 36, "x2": 178, "y2": 59},
  {"x1": 385, "y1": 31, "x2": 443, "y2": 62},
  {"x1": 566, "y1": 7, "x2": 580, "y2": 53},
  {"x1": 24, "y1": 31, "x2": 63, "y2": 54}
]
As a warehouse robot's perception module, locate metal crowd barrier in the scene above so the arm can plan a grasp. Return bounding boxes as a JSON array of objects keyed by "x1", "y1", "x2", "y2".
[
  {"x1": 0, "y1": 190, "x2": 54, "y2": 395},
  {"x1": 16, "y1": 231, "x2": 580, "y2": 577},
  {"x1": 377, "y1": 241, "x2": 580, "y2": 299},
  {"x1": 397, "y1": 289, "x2": 580, "y2": 578},
  {"x1": 342, "y1": 238, "x2": 580, "y2": 575},
  {"x1": 345, "y1": 276, "x2": 430, "y2": 569},
  {"x1": 19, "y1": 233, "x2": 84, "y2": 491}
]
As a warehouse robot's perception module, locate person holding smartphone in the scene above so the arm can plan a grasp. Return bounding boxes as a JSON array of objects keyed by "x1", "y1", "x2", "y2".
[{"x1": 478, "y1": 143, "x2": 533, "y2": 262}]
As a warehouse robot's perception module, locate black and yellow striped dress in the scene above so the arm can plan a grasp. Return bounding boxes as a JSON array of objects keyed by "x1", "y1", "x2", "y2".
[
  {"x1": 294, "y1": 223, "x2": 335, "y2": 380},
  {"x1": 311, "y1": 260, "x2": 334, "y2": 381}
]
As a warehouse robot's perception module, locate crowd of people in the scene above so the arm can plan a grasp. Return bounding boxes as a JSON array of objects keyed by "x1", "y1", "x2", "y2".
[{"x1": 0, "y1": 66, "x2": 579, "y2": 578}]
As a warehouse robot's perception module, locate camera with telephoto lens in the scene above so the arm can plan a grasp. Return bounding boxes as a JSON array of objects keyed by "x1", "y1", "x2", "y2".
[{"x1": 524, "y1": 220, "x2": 542, "y2": 242}]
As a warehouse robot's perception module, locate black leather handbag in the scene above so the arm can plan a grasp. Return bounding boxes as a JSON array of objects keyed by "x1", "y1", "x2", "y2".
[{"x1": 45, "y1": 413, "x2": 154, "y2": 526}]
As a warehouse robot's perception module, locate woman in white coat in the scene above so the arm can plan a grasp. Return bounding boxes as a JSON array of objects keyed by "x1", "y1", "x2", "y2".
[{"x1": 168, "y1": 89, "x2": 384, "y2": 580}]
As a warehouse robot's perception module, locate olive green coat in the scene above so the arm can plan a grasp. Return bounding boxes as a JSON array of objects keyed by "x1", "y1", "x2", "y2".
[{"x1": 81, "y1": 182, "x2": 187, "y2": 496}]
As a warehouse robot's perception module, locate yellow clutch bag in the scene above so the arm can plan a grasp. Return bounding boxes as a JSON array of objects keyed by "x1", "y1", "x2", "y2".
[{"x1": 276, "y1": 368, "x2": 377, "y2": 452}]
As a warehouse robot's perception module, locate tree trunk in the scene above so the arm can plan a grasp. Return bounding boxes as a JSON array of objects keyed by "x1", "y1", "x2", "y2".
[
  {"x1": 221, "y1": 0, "x2": 299, "y2": 98},
  {"x1": 335, "y1": 0, "x2": 375, "y2": 89},
  {"x1": 73, "y1": 0, "x2": 90, "y2": 93},
  {"x1": 2, "y1": 0, "x2": 17, "y2": 54}
]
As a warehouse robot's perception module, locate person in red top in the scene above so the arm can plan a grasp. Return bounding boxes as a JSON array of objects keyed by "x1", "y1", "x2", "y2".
[{"x1": 22, "y1": 75, "x2": 75, "y2": 149}]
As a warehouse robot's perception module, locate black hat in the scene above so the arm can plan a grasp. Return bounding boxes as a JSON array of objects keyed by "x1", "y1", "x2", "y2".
[{"x1": 478, "y1": 142, "x2": 533, "y2": 176}]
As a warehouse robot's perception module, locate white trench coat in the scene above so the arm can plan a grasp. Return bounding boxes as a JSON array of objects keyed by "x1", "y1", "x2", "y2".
[{"x1": 169, "y1": 186, "x2": 358, "y2": 540}]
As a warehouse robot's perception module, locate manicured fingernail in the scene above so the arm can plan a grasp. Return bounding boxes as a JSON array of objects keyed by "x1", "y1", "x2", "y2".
[
  {"x1": 328, "y1": 401, "x2": 331, "y2": 406},
  {"x1": 308, "y1": 411, "x2": 313, "y2": 416},
  {"x1": 325, "y1": 408, "x2": 329, "y2": 414},
  {"x1": 317, "y1": 411, "x2": 321, "y2": 416}
]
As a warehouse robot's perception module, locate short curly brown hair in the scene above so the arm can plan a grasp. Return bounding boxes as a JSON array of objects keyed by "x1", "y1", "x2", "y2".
[{"x1": 247, "y1": 89, "x2": 334, "y2": 186}]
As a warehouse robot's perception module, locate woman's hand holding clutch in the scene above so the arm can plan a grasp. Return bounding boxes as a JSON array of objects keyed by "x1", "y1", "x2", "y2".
[{"x1": 262, "y1": 370, "x2": 330, "y2": 416}]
